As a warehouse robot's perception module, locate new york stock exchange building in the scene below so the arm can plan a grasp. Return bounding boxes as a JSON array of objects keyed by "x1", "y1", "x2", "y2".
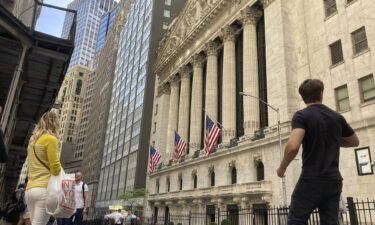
[{"x1": 145, "y1": 0, "x2": 375, "y2": 222}]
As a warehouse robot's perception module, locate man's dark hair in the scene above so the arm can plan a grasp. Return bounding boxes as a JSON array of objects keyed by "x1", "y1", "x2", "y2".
[{"x1": 298, "y1": 79, "x2": 324, "y2": 104}]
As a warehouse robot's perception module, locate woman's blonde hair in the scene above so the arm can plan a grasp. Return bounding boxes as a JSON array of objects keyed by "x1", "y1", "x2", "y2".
[{"x1": 29, "y1": 111, "x2": 59, "y2": 145}]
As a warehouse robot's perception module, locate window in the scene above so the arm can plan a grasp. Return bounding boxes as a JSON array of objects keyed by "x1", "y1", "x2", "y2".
[
  {"x1": 156, "y1": 180, "x2": 159, "y2": 193},
  {"x1": 231, "y1": 167, "x2": 237, "y2": 184},
  {"x1": 155, "y1": 104, "x2": 158, "y2": 115},
  {"x1": 193, "y1": 174, "x2": 197, "y2": 189},
  {"x1": 75, "y1": 80, "x2": 83, "y2": 95},
  {"x1": 329, "y1": 40, "x2": 344, "y2": 65},
  {"x1": 347, "y1": 0, "x2": 355, "y2": 4},
  {"x1": 179, "y1": 177, "x2": 183, "y2": 191},
  {"x1": 162, "y1": 22, "x2": 169, "y2": 30},
  {"x1": 324, "y1": 0, "x2": 337, "y2": 17},
  {"x1": 166, "y1": 177, "x2": 170, "y2": 192},
  {"x1": 153, "y1": 122, "x2": 156, "y2": 134},
  {"x1": 163, "y1": 10, "x2": 170, "y2": 18},
  {"x1": 352, "y1": 27, "x2": 368, "y2": 54},
  {"x1": 165, "y1": 0, "x2": 171, "y2": 6},
  {"x1": 210, "y1": 171, "x2": 215, "y2": 187},
  {"x1": 79, "y1": 72, "x2": 84, "y2": 77},
  {"x1": 256, "y1": 162, "x2": 264, "y2": 181},
  {"x1": 359, "y1": 74, "x2": 375, "y2": 102},
  {"x1": 335, "y1": 85, "x2": 350, "y2": 111}
]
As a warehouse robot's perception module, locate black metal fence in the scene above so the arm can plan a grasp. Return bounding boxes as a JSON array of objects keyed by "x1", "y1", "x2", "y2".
[{"x1": 84, "y1": 197, "x2": 375, "y2": 225}]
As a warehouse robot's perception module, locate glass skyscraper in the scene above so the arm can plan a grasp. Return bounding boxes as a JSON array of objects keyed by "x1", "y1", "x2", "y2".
[
  {"x1": 96, "y1": 0, "x2": 186, "y2": 209},
  {"x1": 96, "y1": 4, "x2": 120, "y2": 53},
  {"x1": 62, "y1": 0, "x2": 116, "y2": 71}
]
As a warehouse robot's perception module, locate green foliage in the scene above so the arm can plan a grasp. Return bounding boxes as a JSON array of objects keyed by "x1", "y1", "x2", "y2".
[
  {"x1": 118, "y1": 188, "x2": 145, "y2": 200},
  {"x1": 118, "y1": 188, "x2": 146, "y2": 210},
  {"x1": 221, "y1": 219, "x2": 231, "y2": 225},
  {"x1": 209, "y1": 222, "x2": 217, "y2": 225},
  {"x1": 177, "y1": 223, "x2": 182, "y2": 225},
  {"x1": 168, "y1": 222, "x2": 174, "y2": 225}
]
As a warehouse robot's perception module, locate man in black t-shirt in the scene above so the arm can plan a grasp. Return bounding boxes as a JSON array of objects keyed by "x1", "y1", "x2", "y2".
[{"x1": 276, "y1": 79, "x2": 359, "y2": 225}]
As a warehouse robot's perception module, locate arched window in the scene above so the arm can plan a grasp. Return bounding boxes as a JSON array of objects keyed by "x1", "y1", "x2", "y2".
[
  {"x1": 193, "y1": 174, "x2": 197, "y2": 189},
  {"x1": 166, "y1": 177, "x2": 170, "y2": 192},
  {"x1": 257, "y1": 162, "x2": 264, "y2": 181},
  {"x1": 210, "y1": 171, "x2": 215, "y2": 187},
  {"x1": 231, "y1": 167, "x2": 237, "y2": 184},
  {"x1": 75, "y1": 79, "x2": 82, "y2": 95}
]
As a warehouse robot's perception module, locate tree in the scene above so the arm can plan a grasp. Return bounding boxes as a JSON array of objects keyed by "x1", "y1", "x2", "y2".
[
  {"x1": 221, "y1": 219, "x2": 231, "y2": 225},
  {"x1": 118, "y1": 188, "x2": 146, "y2": 210}
]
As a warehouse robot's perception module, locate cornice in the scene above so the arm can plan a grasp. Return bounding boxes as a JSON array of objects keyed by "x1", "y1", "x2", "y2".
[{"x1": 154, "y1": 0, "x2": 231, "y2": 76}]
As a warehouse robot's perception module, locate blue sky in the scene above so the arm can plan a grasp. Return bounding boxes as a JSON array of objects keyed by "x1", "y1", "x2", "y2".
[
  {"x1": 35, "y1": 0, "x2": 73, "y2": 37},
  {"x1": 34, "y1": 0, "x2": 120, "y2": 37}
]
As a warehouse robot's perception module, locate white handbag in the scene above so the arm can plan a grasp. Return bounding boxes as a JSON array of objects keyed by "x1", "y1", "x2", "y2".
[{"x1": 45, "y1": 169, "x2": 76, "y2": 218}]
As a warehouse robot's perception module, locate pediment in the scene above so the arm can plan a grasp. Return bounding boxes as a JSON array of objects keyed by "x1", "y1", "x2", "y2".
[{"x1": 154, "y1": 0, "x2": 224, "y2": 75}]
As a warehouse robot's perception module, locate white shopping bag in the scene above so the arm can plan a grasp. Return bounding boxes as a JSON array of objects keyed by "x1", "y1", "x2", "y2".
[{"x1": 46, "y1": 169, "x2": 76, "y2": 218}]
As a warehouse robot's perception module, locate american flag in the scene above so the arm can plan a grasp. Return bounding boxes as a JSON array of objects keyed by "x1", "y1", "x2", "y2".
[
  {"x1": 174, "y1": 131, "x2": 187, "y2": 161},
  {"x1": 205, "y1": 115, "x2": 221, "y2": 156},
  {"x1": 148, "y1": 146, "x2": 161, "y2": 174}
]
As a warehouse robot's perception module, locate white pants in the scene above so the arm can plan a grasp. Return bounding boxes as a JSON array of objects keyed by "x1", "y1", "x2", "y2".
[{"x1": 25, "y1": 188, "x2": 50, "y2": 225}]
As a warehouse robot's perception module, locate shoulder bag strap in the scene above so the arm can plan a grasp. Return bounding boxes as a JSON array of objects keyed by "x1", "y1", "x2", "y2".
[
  {"x1": 32, "y1": 145, "x2": 50, "y2": 171},
  {"x1": 82, "y1": 183, "x2": 85, "y2": 205}
]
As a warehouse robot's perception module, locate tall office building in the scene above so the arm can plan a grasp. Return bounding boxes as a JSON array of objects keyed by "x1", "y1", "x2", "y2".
[
  {"x1": 79, "y1": 1, "x2": 131, "y2": 217},
  {"x1": 96, "y1": 4, "x2": 120, "y2": 53},
  {"x1": 62, "y1": 0, "x2": 116, "y2": 71},
  {"x1": 95, "y1": 0, "x2": 186, "y2": 210}
]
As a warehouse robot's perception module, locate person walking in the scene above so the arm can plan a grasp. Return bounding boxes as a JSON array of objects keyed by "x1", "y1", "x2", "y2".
[
  {"x1": 0, "y1": 106, "x2": 8, "y2": 163},
  {"x1": 124, "y1": 211, "x2": 139, "y2": 225},
  {"x1": 113, "y1": 209, "x2": 123, "y2": 225},
  {"x1": 16, "y1": 160, "x2": 30, "y2": 225},
  {"x1": 16, "y1": 184, "x2": 31, "y2": 225},
  {"x1": 0, "y1": 195, "x2": 19, "y2": 225},
  {"x1": 67, "y1": 172, "x2": 88, "y2": 225},
  {"x1": 25, "y1": 111, "x2": 62, "y2": 225},
  {"x1": 276, "y1": 79, "x2": 359, "y2": 225}
]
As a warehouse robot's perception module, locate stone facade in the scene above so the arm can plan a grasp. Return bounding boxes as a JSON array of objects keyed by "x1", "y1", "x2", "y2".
[
  {"x1": 146, "y1": 0, "x2": 375, "y2": 219},
  {"x1": 53, "y1": 66, "x2": 91, "y2": 173},
  {"x1": 0, "y1": 0, "x2": 42, "y2": 27}
]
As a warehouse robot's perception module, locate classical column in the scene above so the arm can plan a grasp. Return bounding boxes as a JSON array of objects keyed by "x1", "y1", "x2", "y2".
[
  {"x1": 240, "y1": 197, "x2": 250, "y2": 225},
  {"x1": 241, "y1": 7, "x2": 262, "y2": 136},
  {"x1": 178, "y1": 66, "x2": 191, "y2": 145},
  {"x1": 221, "y1": 26, "x2": 237, "y2": 144},
  {"x1": 205, "y1": 41, "x2": 219, "y2": 122},
  {"x1": 189, "y1": 54, "x2": 204, "y2": 151},
  {"x1": 193, "y1": 199, "x2": 205, "y2": 213},
  {"x1": 167, "y1": 75, "x2": 180, "y2": 155},
  {"x1": 157, "y1": 84, "x2": 170, "y2": 158}
]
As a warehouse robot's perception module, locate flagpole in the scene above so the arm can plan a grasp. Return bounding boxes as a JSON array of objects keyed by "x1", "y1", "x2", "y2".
[
  {"x1": 239, "y1": 91, "x2": 287, "y2": 206},
  {"x1": 202, "y1": 108, "x2": 226, "y2": 130}
]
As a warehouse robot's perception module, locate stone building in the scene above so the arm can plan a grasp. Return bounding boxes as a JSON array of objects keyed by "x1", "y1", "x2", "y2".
[
  {"x1": 146, "y1": 0, "x2": 375, "y2": 220},
  {"x1": 53, "y1": 66, "x2": 91, "y2": 173}
]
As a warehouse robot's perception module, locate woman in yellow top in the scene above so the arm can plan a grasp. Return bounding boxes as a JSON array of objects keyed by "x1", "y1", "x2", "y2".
[{"x1": 25, "y1": 111, "x2": 61, "y2": 225}]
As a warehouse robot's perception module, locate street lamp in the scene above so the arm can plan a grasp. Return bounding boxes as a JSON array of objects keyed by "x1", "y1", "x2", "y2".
[{"x1": 239, "y1": 92, "x2": 287, "y2": 206}]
